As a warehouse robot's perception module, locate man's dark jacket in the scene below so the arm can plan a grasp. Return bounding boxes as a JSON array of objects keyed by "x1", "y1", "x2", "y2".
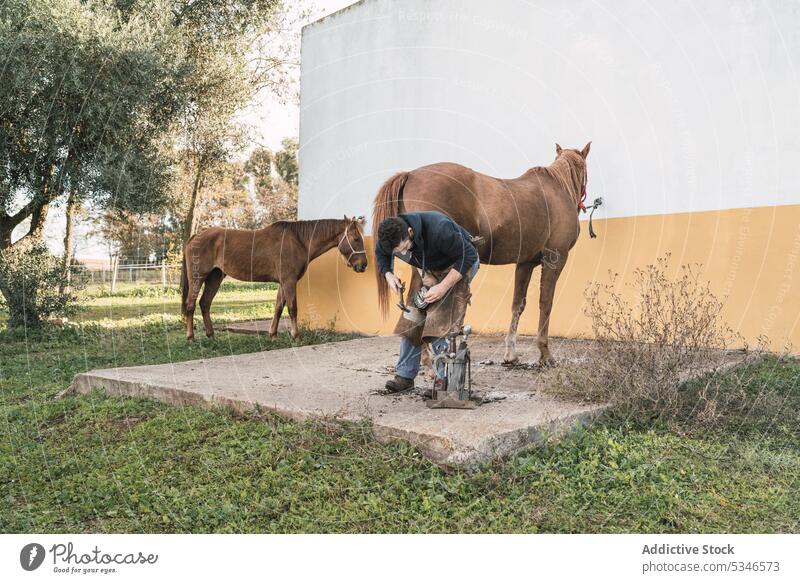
[{"x1": 375, "y1": 211, "x2": 479, "y2": 277}]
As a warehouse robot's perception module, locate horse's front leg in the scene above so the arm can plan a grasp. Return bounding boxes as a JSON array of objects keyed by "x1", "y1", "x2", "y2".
[{"x1": 503, "y1": 261, "x2": 536, "y2": 363}]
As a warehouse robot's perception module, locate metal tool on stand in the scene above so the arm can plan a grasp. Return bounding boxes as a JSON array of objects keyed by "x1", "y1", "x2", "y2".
[{"x1": 427, "y1": 324, "x2": 476, "y2": 410}]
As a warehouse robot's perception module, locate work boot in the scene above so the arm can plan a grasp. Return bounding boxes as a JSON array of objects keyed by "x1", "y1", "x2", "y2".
[{"x1": 385, "y1": 375, "x2": 414, "y2": 393}]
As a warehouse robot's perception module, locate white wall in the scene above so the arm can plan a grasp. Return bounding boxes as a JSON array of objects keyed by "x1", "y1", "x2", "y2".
[{"x1": 299, "y1": 0, "x2": 800, "y2": 230}]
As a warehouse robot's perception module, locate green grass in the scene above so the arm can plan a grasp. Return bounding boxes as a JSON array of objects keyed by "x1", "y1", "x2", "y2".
[{"x1": 1, "y1": 285, "x2": 798, "y2": 533}]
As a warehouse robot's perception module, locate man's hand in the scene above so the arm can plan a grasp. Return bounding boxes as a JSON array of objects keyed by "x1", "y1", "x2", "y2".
[
  {"x1": 385, "y1": 271, "x2": 403, "y2": 294},
  {"x1": 423, "y1": 283, "x2": 447, "y2": 304},
  {"x1": 423, "y1": 269, "x2": 463, "y2": 304}
]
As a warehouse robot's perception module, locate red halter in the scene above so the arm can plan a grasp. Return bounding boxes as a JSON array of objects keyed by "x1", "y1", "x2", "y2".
[{"x1": 578, "y1": 167, "x2": 588, "y2": 211}]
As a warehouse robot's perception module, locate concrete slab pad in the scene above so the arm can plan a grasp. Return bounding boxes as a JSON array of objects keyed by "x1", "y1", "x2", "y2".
[
  {"x1": 69, "y1": 335, "x2": 613, "y2": 465},
  {"x1": 226, "y1": 319, "x2": 289, "y2": 335}
]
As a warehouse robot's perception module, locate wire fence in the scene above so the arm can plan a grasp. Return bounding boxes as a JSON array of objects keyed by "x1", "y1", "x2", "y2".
[
  {"x1": 77, "y1": 262, "x2": 182, "y2": 290},
  {"x1": 75, "y1": 262, "x2": 279, "y2": 294}
]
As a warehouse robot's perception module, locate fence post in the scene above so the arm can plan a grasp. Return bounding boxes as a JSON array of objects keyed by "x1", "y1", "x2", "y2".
[
  {"x1": 161, "y1": 259, "x2": 167, "y2": 289},
  {"x1": 111, "y1": 257, "x2": 119, "y2": 292}
]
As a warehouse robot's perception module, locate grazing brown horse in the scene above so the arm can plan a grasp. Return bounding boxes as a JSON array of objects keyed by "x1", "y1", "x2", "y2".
[
  {"x1": 181, "y1": 216, "x2": 367, "y2": 342},
  {"x1": 373, "y1": 143, "x2": 591, "y2": 366}
]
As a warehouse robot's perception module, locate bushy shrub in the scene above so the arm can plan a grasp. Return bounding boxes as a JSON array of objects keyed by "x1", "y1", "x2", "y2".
[
  {"x1": 0, "y1": 242, "x2": 84, "y2": 329},
  {"x1": 546, "y1": 255, "x2": 778, "y2": 424}
]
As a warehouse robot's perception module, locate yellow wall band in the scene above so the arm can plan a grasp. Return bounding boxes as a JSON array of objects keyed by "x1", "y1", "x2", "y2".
[{"x1": 296, "y1": 205, "x2": 800, "y2": 353}]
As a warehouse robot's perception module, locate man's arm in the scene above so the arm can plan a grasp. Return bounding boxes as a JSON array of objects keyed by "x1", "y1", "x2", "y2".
[
  {"x1": 374, "y1": 240, "x2": 403, "y2": 294},
  {"x1": 423, "y1": 221, "x2": 477, "y2": 303},
  {"x1": 423, "y1": 263, "x2": 464, "y2": 304},
  {"x1": 435, "y1": 221, "x2": 478, "y2": 277},
  {"x1": 374, "y1": 239, "x2": 394, "y2": 275}
]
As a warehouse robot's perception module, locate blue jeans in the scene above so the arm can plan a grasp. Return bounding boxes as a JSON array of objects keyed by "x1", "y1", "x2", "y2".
[{"x1": 395, "y1": 260, "x2": 480, "y2": 380}]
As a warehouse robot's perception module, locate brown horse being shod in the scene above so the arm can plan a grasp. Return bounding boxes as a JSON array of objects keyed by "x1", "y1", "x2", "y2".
[
  {"x1": 181, "y1": 216, "x2": 367, "y2": 342},
  {"x1": 373, "y1": 142, "x2": 591, "y2": 366}
]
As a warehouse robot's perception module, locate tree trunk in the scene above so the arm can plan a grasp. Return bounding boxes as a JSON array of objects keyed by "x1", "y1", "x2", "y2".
[
  {"x1": 0, "y1": 163, "x2": 57, "y2": 252},
  {"x1": 0, "y1": 221, "x2": 12, "y2": 250},
  {"x1": 60, "y1": 188, "x2": 78, "y2": 294},
  {"x1": 11, "y1": 202, "x2": 51, "y2": 251},
  {"x1": 182, "y1": 154, "x2": 207, "y2": 244}
]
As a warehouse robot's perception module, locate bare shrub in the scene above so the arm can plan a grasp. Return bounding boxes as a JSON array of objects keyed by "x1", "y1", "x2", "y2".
[{"x1": 546, "y1": 255, "x2": 776, "y2": 423}]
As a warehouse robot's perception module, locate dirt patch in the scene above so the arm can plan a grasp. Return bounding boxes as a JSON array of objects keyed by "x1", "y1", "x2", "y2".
[{"x1": 113, "y1": 417, "x2": 142, "y2": 432}]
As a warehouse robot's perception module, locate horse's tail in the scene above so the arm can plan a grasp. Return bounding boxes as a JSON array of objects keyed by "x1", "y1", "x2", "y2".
[
  {"x1": 372, "y1": 171, "x2": 409, "y2": 317},
  {"x1": 180, "y1": 240, "x2": 190, "y2": 318}
]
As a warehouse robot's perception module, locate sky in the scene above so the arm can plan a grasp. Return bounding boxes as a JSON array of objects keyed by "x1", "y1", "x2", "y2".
[
  {"x1": 42, "y1": 0, "x2": 360, "y2": 262},
  {"x1": 239, "y1": 0, "x2": 359, "y2": 152}
]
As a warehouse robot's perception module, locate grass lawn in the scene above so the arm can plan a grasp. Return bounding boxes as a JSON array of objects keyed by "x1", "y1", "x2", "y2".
[{"x1": 1, "y1": 282, "x2": 798, "y2": 533}]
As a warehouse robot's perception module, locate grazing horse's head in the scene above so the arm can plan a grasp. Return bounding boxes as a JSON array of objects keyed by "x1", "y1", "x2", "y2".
[{"x1": 338, "y1": 215, "x2": 368, "y2": 273}]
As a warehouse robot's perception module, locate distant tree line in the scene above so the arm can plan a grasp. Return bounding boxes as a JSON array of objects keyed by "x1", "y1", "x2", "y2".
[{"x1": 95, "y1": 139, "x2": 299, "y2": 265}]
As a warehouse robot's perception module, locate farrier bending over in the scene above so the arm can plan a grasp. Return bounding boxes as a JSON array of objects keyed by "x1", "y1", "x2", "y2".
[{"x1": 375, "y1": 211, "x2": 480, "y2": 393}]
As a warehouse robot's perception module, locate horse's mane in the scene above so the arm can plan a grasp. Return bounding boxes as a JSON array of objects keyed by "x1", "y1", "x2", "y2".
[
  {"x1": 274, "y1": 218, "x2": 346, "y2": 242},
  {"x1": 529, "y1": 151, "x2": 585, "y2": 207}
]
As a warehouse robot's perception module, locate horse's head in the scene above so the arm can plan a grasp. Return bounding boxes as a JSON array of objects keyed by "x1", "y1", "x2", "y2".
[
  {"x1": 338, "y1": 215, "x2": 368, "y2": 273},
  {"x1": 555, "y1": 142, "x2": 592, "y2": 209},
  {"x1": 555, "y1": 141, "x2": 591, "y2": 162}
]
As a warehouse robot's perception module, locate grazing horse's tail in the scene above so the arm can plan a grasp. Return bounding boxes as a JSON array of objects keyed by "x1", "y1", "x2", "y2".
[
  {"x1": 372, "y1": 171, "x2": 409, "y2": 317},
  {"x1": 180, "y1": 241, "x2": 189, "y2": 318}
]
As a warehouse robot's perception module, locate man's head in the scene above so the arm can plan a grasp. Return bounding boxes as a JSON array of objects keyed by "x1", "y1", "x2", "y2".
[{"x1": 377, "y1": 217, "x2": 413, "y2": 255}]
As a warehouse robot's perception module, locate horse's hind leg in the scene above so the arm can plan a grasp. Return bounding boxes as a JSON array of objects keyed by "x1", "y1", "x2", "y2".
[
  {"x1": 269, "y1": 286, "x2": 286, "y2": 340},
  {"x1": 420, "y1": 341, "x2": 433, "y2": 377},
  {"x1": 503, "y1": 259, "x2": 537, "y2": 364},
  {"x1": 282, "y1": 279, "x2": 300, "y2": 340},
  {"x1": 199, "y1": 268, "x2": 225, "y2": 338},
  {"x1": 536, "y1": 249, "x2": 567, "y2": 367},
  {"x1": 185, "y1": 273, "x2": 204, "y2": 343}
]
